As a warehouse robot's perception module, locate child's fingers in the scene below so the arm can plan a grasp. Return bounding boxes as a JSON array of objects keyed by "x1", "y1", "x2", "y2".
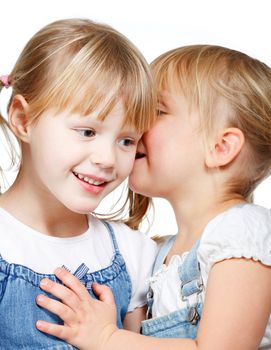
[
  {"x1": 36, "y1": 320, "x2": 71, "y2": 341},
  {"x1": 39, "y1": 277, "x2": 82, "y2": 312},
  {"x1": 54, "y1": 267, "x2": 91, "y2": 301},
  {"x1": 36, "y1": 294, "x2": 75, "y2": 324},
  {"x1": 92, "y1": 282, "x2": 115, "y2": 305}
]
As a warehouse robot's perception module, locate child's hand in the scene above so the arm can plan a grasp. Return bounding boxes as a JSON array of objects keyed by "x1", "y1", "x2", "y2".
[{"x1": 36, "y1": 267, "x2": 118, "y2": 350}]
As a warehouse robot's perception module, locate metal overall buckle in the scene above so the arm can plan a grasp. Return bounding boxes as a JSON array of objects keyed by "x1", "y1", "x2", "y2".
[{"x1": 181, "y1": 278, "x2": 203, "y2": 325}]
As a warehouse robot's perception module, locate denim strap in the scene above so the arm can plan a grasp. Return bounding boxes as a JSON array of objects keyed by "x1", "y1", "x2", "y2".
[
  {"x1": 152, "y1": 235, "x2": 176, "y2": 275},
  {"x1": 178, "y1": 240, "x2": 202, "y2": 298},
  {"x1": 102, "y1": 221, "x2": 120, "y2": 253}
]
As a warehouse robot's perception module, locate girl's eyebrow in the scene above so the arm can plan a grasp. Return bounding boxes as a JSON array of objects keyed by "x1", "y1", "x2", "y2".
[
  {"x1": 158, "y1": 92, "x2": 170, "y2": 108},
  {"x1": 66, "y1": 114, "x2": 101, "y2": 127},
  {"x1": 157, "y1": 100, "x2": 168, "y2": 112}
]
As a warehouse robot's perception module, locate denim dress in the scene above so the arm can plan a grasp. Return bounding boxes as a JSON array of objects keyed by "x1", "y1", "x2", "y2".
[
  {"x1": 141, "y1": 236, "x2": 203, "y2": 338},
  {"x1": 0, "y1": 221, "x2": 132, "y2": 350}
]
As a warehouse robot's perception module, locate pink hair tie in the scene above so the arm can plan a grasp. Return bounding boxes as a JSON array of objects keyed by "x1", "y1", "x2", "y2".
[{"x1": 0, "y1": 75, "x2": 10, "y2": 88}]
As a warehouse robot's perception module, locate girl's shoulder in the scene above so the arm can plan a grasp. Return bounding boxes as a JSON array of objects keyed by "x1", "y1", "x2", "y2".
[
  {"x1": 201, "y1": 203, "x2": 271, "y2": 241},
  {"x1": 198, "y1": 203, "x2": 271, "y2": 268}
]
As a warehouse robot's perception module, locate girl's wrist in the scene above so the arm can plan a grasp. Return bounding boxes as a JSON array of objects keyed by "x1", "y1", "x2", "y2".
[{"x1": 94, "y1": 324, "x2": 119, "y2": 350}]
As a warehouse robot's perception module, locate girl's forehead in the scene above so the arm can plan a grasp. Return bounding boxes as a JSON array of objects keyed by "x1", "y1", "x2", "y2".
[
  {"x1": 63, "y1": 88, "x2": 122, "y2": 115},
  {"x1": 158, "y1": 89, "x2": 174, "y2": 100},
  {"x1": 158, "y1": 90, "x2": 185, "y2": 104},
  {"x1": 85, "y1": 96, "x2": 124, "y2": 116},
  {"x1": 68, "y1": 95, "x2": 140, "y2": 129}
]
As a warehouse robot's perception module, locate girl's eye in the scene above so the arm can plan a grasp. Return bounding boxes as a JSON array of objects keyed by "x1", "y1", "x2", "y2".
[
  {"x1": 76, "y1": 129, "x2": 95, "y2": 137},
  {"x1": 156, "y1": 109, "x2": 166, "y2": 116},
  {"x1": 119, "y1": 138, "x2": 135, "y2": 147}
]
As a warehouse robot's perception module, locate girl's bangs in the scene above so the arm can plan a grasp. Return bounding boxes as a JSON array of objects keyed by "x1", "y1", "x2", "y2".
[
  {"x1": 37, "y1": 52, "x2": 155, "y2": 133},
  {"x1": 152, "y1": 57, "x2": 199, "y2": 109}
]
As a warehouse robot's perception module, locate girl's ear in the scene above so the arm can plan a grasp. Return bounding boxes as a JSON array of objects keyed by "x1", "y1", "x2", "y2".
[
  {"x1": 205, "y1": 127, "x2": 245, "y2": 168},
  {"x1": 8, "y1": 95, "x2": 31, "y2": 142}
]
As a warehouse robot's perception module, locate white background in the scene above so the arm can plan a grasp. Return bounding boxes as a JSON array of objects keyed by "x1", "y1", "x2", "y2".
[{"x1": 0, "y1": 0, "x2": 270, "y2": 236}]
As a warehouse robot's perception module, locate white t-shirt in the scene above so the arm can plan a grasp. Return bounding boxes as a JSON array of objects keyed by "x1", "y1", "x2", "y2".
[
  {"x1": 0, "y1": 208, "x2": 157, "y2": 312},
  {"x1": 150, "y1": 204, "x2": 271, "y2": 349}
]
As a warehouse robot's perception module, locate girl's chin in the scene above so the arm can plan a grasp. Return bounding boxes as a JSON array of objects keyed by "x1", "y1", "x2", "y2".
[
  {"x1": 128, "y1": 179, "x2": 145, "y2": 195},
  {"x1": 128, "y1": 177, "x2": 137, "y2": 191},
  {"x1": 65, "y1": 202, "x2": 100, "y2": 215}
]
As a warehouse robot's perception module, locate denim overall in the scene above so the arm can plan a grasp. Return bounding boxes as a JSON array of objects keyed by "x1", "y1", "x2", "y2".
[
  {"x1": 141, "y1": 236, "x2": 203, "y2": 338},
  {"x1": 0, "y1": 221, "x2": 132, "y2": 350}
]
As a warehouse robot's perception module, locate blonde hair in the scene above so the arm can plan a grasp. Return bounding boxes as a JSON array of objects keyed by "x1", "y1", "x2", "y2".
[
  {"x1": 126, "y1": 45, "x2": 271, "y2": 229},
  {"x1": 122, "y1": 190, "x2": 152, "y2": 230},
  {"x1": 0, "y1": 18, "x2": 156, "y2": 195}
]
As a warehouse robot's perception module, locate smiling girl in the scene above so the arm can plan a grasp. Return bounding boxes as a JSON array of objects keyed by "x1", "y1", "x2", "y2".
[{"x1": 0, "y1": 18, "x2": 157, "y2": 349}]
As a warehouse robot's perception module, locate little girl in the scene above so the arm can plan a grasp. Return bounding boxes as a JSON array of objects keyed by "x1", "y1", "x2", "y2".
[
  {"x1": 36, "y1": 45, "x2": 271, "y2": 350},
  {"x1": 0, "y1": 18, "x2": 157, "y2": 349}
]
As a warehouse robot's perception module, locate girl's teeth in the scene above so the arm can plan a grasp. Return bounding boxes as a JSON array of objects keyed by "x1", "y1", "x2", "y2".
[
  {"x1": 93, "y1": 180, "x2": 102, "y2": 185},
  {"x1": 74, "y1": 172, "x2": 104, "y2": 186}
]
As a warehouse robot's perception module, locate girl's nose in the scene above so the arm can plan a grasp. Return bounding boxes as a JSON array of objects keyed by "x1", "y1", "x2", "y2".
[{"x1": 90, "y1": 149, "x2": 116, "y2": 169}]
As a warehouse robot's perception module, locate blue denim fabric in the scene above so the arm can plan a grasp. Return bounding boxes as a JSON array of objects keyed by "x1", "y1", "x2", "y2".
[
  {"x1": 141, "y1": 237, "x2": 203, "y2": 338},
  {"x1": 0, "y1": 221, "x2": 132, "y2": 349}
]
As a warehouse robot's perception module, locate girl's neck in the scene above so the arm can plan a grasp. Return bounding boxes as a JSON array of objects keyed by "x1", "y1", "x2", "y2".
[
  {"x1": 168, "y1": 194, "x2": 246, "y2": 257},
  {"x1": 0, "y1": 180, "x2": 89, "y2": 238}
]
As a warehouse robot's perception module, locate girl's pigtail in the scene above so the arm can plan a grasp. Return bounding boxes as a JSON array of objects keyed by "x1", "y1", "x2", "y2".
[
  {"x1": 0, "y1": 75, "x2": 19, "y2": 194},
  {"x1": 125, "y1": 189, "x2": 153, "y2": 230}
]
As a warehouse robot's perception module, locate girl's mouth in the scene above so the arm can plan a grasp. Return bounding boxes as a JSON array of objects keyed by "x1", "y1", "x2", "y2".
[
  {"x1": 73, "y1": 172, "x2": 106, "y2": 186},
  {"x1": 135, "y1": 152, "x2": 146, "y2": 159}
]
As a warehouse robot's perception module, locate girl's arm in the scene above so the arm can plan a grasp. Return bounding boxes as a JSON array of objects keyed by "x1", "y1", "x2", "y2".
[
  {"x1": 122, "y1": 306, "x2": 147, "y2": 332},
  {"x1": 36, "y1": 259, "x2": 271, "y2": 350}
]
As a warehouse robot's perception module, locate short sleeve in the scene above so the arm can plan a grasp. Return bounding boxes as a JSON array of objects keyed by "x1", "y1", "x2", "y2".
[
  {"x1": 110, "y1": 222, "x2": 158, "y2": 312},
  {"x1": 197, "y1": 204, "x2": 271, "y2": 289}
]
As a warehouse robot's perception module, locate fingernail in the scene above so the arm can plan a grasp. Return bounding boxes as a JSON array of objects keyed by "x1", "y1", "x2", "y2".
[
  {"x1": 36, "y1": 320, "x2": 45, "y2": 330},
  {"x1": 54, "y1": 267, "x2": 62, "y2": 276},
  {"x1": 40, "y1": 278, "x2": 49, "y2": 287},
  {"x1": 36, "y1": 294, "x2": 45, "y2": 304}
]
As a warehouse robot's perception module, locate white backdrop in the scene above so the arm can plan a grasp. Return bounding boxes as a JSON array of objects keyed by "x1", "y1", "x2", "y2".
[{"x1": 0, "y1": 0, "x2": 270, "y2": 236}]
